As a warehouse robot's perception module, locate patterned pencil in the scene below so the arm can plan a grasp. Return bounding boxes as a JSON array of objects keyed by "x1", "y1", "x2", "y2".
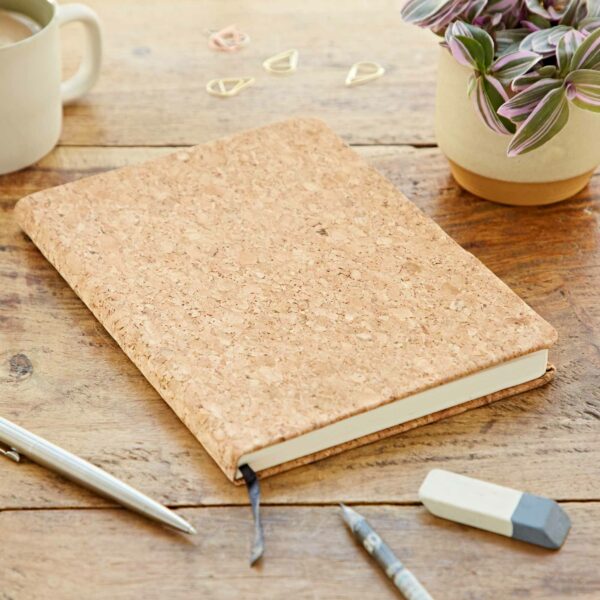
[{"x1": 340, "y1": 504, "x2": 434, "y2": 600}]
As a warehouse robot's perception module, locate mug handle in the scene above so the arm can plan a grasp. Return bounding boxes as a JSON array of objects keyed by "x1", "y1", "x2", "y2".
[{"x1": 57, "y1": 4, "x2": 102, "y2": 104}]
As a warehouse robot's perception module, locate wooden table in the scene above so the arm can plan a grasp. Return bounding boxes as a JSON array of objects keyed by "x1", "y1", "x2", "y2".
[{"x1": 1, "y1": 1, "x2": 599, "y2": 598}]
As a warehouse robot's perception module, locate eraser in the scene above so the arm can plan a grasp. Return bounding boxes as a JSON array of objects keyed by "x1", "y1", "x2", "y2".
[{"x1": 418, "y1": 469, "x2": 571, "y2": 549}]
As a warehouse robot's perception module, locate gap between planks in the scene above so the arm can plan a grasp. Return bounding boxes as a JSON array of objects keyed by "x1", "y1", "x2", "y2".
[
  {"x1": 2, "y1": 499, "x2": 598, "y2": 513},
  {"x1": 52, "y1": 142, "x2": 440, "y2": 149}
]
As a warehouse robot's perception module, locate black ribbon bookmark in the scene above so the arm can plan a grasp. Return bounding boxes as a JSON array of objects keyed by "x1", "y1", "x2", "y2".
[{"x1": 240, "y1": 464, "x2": 264, "y2": 566}]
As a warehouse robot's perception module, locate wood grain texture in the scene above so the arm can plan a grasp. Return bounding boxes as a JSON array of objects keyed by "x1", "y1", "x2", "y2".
[
  {"x1": 1, "y1": 146, "x2": 598, "y2": 509},
  {"x1": 57, "y1": 0, "x2": 437, "y2": 146},
  {"x1": 1, "y1": 504, "x2": 598, "y2": 599}
]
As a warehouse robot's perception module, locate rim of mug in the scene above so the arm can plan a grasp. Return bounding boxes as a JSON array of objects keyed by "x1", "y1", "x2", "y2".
[{"x1": 0, "y1": 0, "x2": 57, "y2": 53}]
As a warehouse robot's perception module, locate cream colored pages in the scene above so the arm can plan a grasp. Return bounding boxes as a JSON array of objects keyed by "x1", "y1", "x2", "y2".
[{"x1": 15, "y1": 118, "x2": 557, "y2": 482}]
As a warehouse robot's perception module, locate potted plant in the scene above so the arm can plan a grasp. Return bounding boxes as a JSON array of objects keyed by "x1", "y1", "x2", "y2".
[{"x1": 402, "y1": 0, "x2": 600, "y2": 205}]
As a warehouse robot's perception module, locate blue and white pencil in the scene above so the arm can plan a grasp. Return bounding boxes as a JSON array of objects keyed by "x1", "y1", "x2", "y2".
[
  {"x1": 419, "y1": 469, "x2": 571, "y2": 549},
  {"x1": 340, "y1": 504, "x2": 434, "y2": 600}
]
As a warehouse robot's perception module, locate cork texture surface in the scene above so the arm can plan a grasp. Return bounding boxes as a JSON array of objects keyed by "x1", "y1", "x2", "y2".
[{"x1": 15, "y1": 118, "x2": 558, "y2": 482}]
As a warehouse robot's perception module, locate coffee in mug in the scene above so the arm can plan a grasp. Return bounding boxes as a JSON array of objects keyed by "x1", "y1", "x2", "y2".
[
  {"x1": 0, "y1": 8, "x2": 40, "y2": 46},
  {"x1": 0, "y1": 0, "x2": 102, "y2": 175}
]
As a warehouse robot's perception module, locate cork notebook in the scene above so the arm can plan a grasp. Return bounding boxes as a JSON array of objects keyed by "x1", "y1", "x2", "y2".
[{"x1": 15, "y1": 118, "x2": 557, "y2": 484}]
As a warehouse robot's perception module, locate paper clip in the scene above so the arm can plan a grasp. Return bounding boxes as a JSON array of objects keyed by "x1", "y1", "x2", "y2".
[
  {"x1": 345, "y1": 61, "x2": 385, "y2": 87},
  {"x1": 262, "y1": 49, "x2": 299, "y2": 75},
  {"x1": 206, "y1": 77, "x2": 255, "y2": 98},
  {"x1": 207, "y1": 25, "x2": 250, "y2": 52}
]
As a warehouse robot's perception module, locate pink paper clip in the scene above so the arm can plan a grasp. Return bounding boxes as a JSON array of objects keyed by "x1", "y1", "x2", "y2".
[{"x1": 208, "y1": 25, "x2": 250, "y2": 53}]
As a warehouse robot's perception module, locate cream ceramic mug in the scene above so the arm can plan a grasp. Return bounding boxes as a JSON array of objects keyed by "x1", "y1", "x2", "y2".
[{"x1": 0, "y1": 0, "x2": 101, "y2": 174}]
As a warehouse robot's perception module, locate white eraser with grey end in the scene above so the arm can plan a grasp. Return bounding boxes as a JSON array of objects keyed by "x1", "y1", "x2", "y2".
[{"x1": 418, "y1": 469, "x2": 571, "y2": 549}]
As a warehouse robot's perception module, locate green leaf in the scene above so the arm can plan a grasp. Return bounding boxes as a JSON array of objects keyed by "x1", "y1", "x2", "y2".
[
  {"x1": 491, "y1": 50, "x2": 541, "y2": 83},
  {"x1": 521, "y1": 25, "x2": 571, "y2": 55},
  {"x1": 472, "y1": 75, "x2": 515, "y2": 135},
  {"x1": 559, "y1": 0, "x2": 587, "y2": 26},
  {"x1": 565, "y1": 69, "x2": 600, "y2": 112},
  {"x1": 570, "y1": 27, "x2": 600, "y2": 70},
  {"x1": 507, "y1": 88, "x2": 570, "y2": 156},
  {"x1": 500, "y1": 79, "x2": 563, "y2": 122},
  {"x1": 467, "y1": 73, "x2": 477, "y2": 96},
  {"x1": 556, "y1": 30, "x2": 584, "y2": 76},
  {"x1": 460, "y1": 22, "x2": 495, "y2": 69},
  {"x1": 526, "y1": 14, "x2": 551, "y2": 30},
  {"x1": 512, "y1": 65, "x2": 558, "y2": 91},
  {"x1": 401, "y1": 0, "x2": 452, "y2": 23},
  {"x1": 455, "y1": 34, "x2": 487, "y2": 72},
  {"x1": 495, "y1": 29, "x2": 530, "y2": 57},
  {"x1": 588, "y1": 0, "x2": 600, "y2": 18}
]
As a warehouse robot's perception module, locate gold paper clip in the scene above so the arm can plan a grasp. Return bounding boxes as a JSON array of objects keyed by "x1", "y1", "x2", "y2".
[
  {"x1": 262, "y1": 49, "x2": 299, "y2": 75},
  {"x1": 206, "y1": 77, "x2": 255, "y2": 98},
  {"x1": 345, "y1": 61, "x2": 385, "y2": 87}
]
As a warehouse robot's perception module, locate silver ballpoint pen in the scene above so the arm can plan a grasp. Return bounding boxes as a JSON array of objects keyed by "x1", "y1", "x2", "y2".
[{"x1": 0, "y1": 416, "x2": 196, "y2": 535}]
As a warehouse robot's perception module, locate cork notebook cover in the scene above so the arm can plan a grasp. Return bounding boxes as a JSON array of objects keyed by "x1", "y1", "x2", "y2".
[{"x1": 15, "y1": 118, "x2": 557, "y2": 484}]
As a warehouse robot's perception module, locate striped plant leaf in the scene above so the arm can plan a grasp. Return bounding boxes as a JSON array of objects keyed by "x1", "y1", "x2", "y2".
[
  {"x1": 523, "y1": 14, "x2": 551, "y2": 31},
  {"x1": 448, "y1": 34, "x2": 485, "y2": 68},
  {"x1": 496, "y1": 28, "x2": 531, "y2": 56},
  {"x1": 459, "y1": 21, "x2": 495, "y2": 67},
  {"x1": 467, "y1": 73, "x2": 477, "y2": 95},
  {"x1": 425, "y1": 0, "x2": 464, "y2": 30},
  {"x1": 558, "y1": 0, "x2": 588, "y2": 26},
  {"x1": 401, "y1": 0, "x2": 472, "y2": 30},
  {"x1": 464, "y1": 0, "x2": 487, "y2": 22},
  {"x1": 447, "y1": 21, "x2": 495, "y2": 69},
  {"x1": 512, "y1": 65, "x2": 558, "y2": 91},
  {"x1": 570, "y1": 27, "x2": 600, "y2": 69},
  {"x1": 499, "y1": 78, "x2": 563, "y2": 121},
  {"x1": 472, "y1": 75, "x2": 515, "y2": 135},
  {"x1": 520, "y1": 25, "x2": 572, "y2": 55},
  {"x1": 588, "y1": 0, "x2": 600, "y2": 18},
  {"x1": 491, "y1": 50, "x2": 541, "y2": 82},
  {"x1": 565, "y1": 68, "x2": 600, "y2": 111},
  {"x1": 507, "y1": 87, "x2": 570, "y2": 156},
  {"x1": 524, "y1": 0, "x2": 551, "y2": 19},
  {"x1": 579, "y1": 17, "x2": 600, "y2": 34},
  {"x1": 401, "y1": 0, "x2": 452, "y2": 24},
  {"x1": 556, "y1": 29, "x2": 585, "y2": 75},
  {"x1": 401, "y1": 0, "x2": 600, "y2": 153}
]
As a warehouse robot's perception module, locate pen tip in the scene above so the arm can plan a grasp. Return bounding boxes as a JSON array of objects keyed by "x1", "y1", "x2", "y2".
[
  {"x1": 176, "y1": 521, "x2": 197, "y2": 535},
  {"x1": 339, "y1": 503, "x2": 361, "y2": 528}
]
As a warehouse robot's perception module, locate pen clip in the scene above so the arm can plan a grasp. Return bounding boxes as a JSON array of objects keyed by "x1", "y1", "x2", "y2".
[{"x1": 0, "y1": 441, "x2": 21, "y2": 463}]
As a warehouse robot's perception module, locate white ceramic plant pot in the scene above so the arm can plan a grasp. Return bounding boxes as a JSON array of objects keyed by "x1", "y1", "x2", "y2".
[{"x1": 435, "y1": 47, "x2": 600, "y2": 205}]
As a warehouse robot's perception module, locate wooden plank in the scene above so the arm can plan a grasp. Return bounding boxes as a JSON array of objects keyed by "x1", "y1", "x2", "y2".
[
  {"x1": 1, "y1": 147, "x2": 599, "y2": 509},
  {"x1": 0, "y1": 504, "x2": 598, "y2": 599},
  {"x1": 57, "y1": 0, "x2": 437, "y2": 146}
]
